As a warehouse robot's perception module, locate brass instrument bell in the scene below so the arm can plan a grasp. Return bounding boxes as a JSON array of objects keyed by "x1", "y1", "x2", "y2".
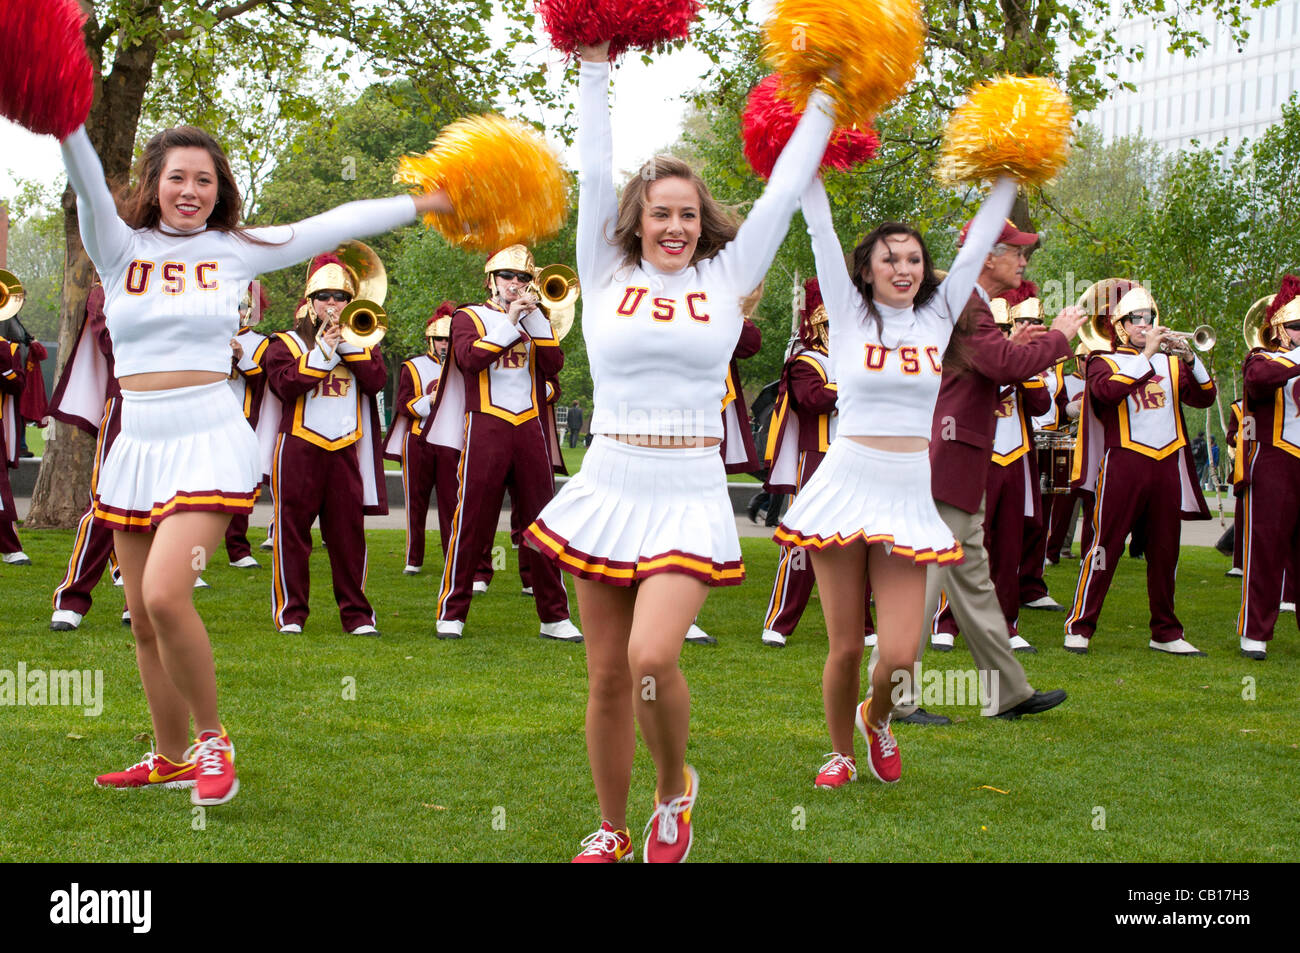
[
  {"x1": 0, "y1": 269, "x2": 26, "y2": 322},
  {"x1": 532, "y1": 263, "x2": 579, "y2": 342}
]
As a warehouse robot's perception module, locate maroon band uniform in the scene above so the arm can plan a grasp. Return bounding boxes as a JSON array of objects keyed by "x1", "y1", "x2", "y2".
[
  {"x1": 224, "y1": 326, "x2": 270, "y2": 564},
  {"x1": 265, "y1": 329, "x2": 388, "y2": 632},
  {"x1": 432, "y1": 300, "x2": 571, "y2": 628},
  {"x1": 1066, "y1": 340, "x2": 1215, "y2": 646},
  {"x1": 0, "y1": 334, "x2": 26, "y2": 556},
  {"x1": 387, "y1": 349, "x2": 444, "y2": 570}
]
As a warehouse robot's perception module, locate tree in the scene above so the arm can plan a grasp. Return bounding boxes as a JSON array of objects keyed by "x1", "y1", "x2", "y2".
[{"x1": 28, "y1": 0, "x2": 553, "y2": 527}]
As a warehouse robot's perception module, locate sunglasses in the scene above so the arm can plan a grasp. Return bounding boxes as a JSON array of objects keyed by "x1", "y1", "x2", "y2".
[
  {"x1": 1123, "y1": 312, "x2": 1155, "y2": 326},
  {"x1": 1014, "y1": 318, "x2": 1044, "y2": 326},
  {"x1": 494, "y1": 270, "x2": 533, "y2": 283},
  {"x1": 313, "y1": 291, "x2": 351, "y2": 303},
  {"x1": 1283, "y1": 322, "x2": 1300, "y2": 332}
]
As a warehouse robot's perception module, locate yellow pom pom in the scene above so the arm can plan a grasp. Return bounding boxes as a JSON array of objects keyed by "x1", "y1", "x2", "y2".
[
  {"x1": 761, "y1": 0, "x2": 925, "y2": 120},
  {"x1": 936, "y1": 76, "x2": 1074, "y2": 186},
  {"x1": 395, "y1": 115, "x2": 570, "y2": 254}
]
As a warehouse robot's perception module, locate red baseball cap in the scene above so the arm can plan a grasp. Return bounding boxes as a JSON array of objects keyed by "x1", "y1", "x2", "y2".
[{"x1": 958, "y1": 218, "x2": 1039, "y2": 248}]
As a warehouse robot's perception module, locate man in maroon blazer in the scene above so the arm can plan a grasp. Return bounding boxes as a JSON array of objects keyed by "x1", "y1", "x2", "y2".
[{"x1": 877, "y1": 219, "x2": 1085, "y2": 721}]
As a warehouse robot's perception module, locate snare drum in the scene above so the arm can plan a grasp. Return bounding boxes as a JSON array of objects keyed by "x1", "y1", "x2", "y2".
[{"x1": 1035, "y1": 432, "x2": 1077, "y2": 495}]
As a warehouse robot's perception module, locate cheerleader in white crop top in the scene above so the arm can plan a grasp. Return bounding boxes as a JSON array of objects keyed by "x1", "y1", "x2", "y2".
[
  {"x1": 521, "y1": 42, "x2": 834, "y2": 863},
  {"x1": 777, "y1": 174, "x2": 1016, "y2": 788},
  {"x1": 59, "y1": 122, "x2": 447, "y2": 808}
]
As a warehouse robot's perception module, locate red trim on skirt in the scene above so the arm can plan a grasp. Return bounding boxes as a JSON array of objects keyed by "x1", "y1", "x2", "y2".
[
  {"x1": 524, "y1": 519, "x2": 746, "y2": 588},
  {"x1": 93, "y1": 489, "x2": 257, "y2": 533}
]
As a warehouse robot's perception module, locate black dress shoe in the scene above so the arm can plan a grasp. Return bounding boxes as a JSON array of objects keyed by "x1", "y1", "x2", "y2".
[
  {"x1": 894, "y1": 708, "x2": 951, "y2": 726},
  {"x1": 994, "y1": 689, "x2": 1067, "y2": 719}
]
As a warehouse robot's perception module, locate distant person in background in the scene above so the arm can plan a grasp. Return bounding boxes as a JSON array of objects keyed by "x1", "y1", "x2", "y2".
[
  {"x1": 1191, "y1": 431, "x2": 1208, "y2": 487},
  {"x1": 567, "y1": 398, "x2": 584, "y2": 449},
  {"x1": 1209, "y1": 435, "x2": 1220, "y2": 489},
  {"x1": 0, "y1": 328, "x2": 29, "y2": 564}
]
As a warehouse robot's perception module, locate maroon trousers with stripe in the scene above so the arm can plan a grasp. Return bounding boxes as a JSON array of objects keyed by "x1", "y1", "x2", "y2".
[
  {"x1": 0, "y1": 463, "x2": 21, "y2": 554},
  {"x1": 1237, "y1": 448, "x2": 1300, "y2": 642},
  {"x1": 271, "y1": 433, "x2": 375, "y2": 631},
  {"x1": 53, "y1": 399, "x2": 123, "y2": 617},
  {"x1": 401, "y1": 432, "x2": 440, "y2": 569},
  {"x1": 1066, "y1": 449, "x2": 1184, "y2": 643},
  {"x1": 763, "y1": 450, "x2": 875, "y2": 639},
  {"x1": 436, "y1": 412, "x2": 567, "y2": 625}
]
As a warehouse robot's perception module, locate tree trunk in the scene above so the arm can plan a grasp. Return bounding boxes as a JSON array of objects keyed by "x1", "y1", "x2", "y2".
[{"x1": 25, "y1": 2, "x2": 160, "y2": 527}]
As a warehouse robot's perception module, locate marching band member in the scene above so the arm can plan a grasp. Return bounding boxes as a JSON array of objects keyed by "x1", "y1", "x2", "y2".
[
  {"x1": 879, "y1": 223, "x2": 1079, "y2": 734},
  {"x1": 59, "y1": 117, "x2": 445, "y2": 804},
  {"x1": 1237, "y1": 276, "x2": 1300, "y2": 660},
  {"x1": 384, "y1": 301, "x2": 454, "y2": 575},
  {"x1": 1043, "y1": 351, "x2": 1089, "y2": 564},
  {"x1": 48, "y1": 279, "x2": 126, "y2": 628},
  {"x1": 523, "y1": 41, "x2": 834, "y2": 861},
  {"x1": 929, "y1": 282, "x2": 1055, "y2": 653},
  {"x1": 1018, "y1": 304, "x2": 1072, "y2": 608},
  {"x1": 0, "y1": 327, "x2": 27, "y2": 564},
  {"x1": 224, "y1": 282, "x2": 270, "y2": 569},
  {"x1": 1224, "y1": 397, "x2": 1244, "y2": 578},
  {"x1": 264, "y1": 255, "x2": 389, "y2": 636},
  {"x1": 430, "y1": 244, "x2": 579, "y2": 643},
  {"x1": 1064, "y1": 280, "x2": 1217, "y2": 656},
  {"x1": 760, "y1": 278, "x2": 877, "y2": 649}
]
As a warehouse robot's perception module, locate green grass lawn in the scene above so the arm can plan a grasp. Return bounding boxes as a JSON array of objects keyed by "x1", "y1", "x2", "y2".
[{"x1": 0, "y1": 528, "x2": 1294, "y2": 862}]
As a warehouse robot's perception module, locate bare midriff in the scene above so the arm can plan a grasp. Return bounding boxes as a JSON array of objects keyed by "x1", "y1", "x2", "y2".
[
  {"x1": 610, "y1": 433, "x2": 722, "y2": 449},
  {"x1": 119, "y1": 370, "x2": 228, "y2": 392},
  {"x1": 848, "y1": 434, "x2": 930, "y2": 453}
]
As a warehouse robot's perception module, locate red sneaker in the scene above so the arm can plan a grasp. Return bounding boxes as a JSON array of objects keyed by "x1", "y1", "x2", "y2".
[
  {"x1": 643, "y1": 765, "x2": 699, "y2": 863},
  {"x1": 855, "y1": 702, "x2": 901, "y2": 783},
  {"x1": 572, "y1": 821, "x2": 634, "y2": 863},
  {"x1": 94, "y1": 751, "x2": 196, "y2": 790},
  {"x1": 186, "y1": 728, "x2": 238, "y2": 806},
  {"x1": 814, "y1": 752, "x2": 858, "y2": 789}
]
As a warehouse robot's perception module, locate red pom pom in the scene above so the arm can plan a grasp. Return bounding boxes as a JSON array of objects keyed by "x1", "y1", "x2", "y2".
[
  {"x1": 1267, "y1": 274, "x2": 1300, "y2": 321},
  {"x1": 537, "y1": 0, "x2": 702, "y2": 58},
  {"x1": 433, "y1": 300, "x2": 458, "y2": 320},
  {"x1": 0, "y1": 0, "x2": 94, "y2": 139},
  {"x1": 999, "y1": 280, "x2": 1039, "y2": 307},
  {"x1": 742, "y1": 75, "x2": 879, "y2": 180}
]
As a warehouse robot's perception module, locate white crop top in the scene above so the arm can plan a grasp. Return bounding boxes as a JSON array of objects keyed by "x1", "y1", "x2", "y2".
[
  {"x1": 60, "y1": 127, "x2": 416, "y2": 378},
  {"x1": 802, "y1": 175, "x2": 1017, "y2": 438},
  {"x1": 577, "y1": 60, "x2": 834, "y2": 437}
]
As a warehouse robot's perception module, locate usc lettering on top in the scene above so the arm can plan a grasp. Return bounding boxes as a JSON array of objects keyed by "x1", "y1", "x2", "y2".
[
  {"x1": 615, "y1": 287, "x2": 711, "y2": 324},
  {"x1": 862, "y1": 344, "x2": 944, "y2": 376}
]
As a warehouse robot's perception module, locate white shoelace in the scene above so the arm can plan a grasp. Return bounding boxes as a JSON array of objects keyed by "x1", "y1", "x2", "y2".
[
  {"x1": 578, "y1": 827, "x2": 622, "y2": 856},
  {"x1": 818, "y1": 753, "x2": 853, "y2": 777},
  {"x1": 644, "y1": 790, "x2": 692, "y2": 845},
  {"x1": 872, "y1": 720, "x2": 898, "y2": 759},
  {"x1": 184, "y1": 737, "x2": 233, "y2": 777},
  {"x1": 128, "y1": 752, "x2": 160, "y2": 772}
]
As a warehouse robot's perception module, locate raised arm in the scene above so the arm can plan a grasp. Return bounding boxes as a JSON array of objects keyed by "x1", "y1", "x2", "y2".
[
  {"x1": 60, "y1": 128, "x2": 135, "y2": 273},
  {"x1": 715, "y1": 91, "x2": 836, "y2": 294},
  {"x1": 242, "y1": 196, "x2": 417, "y2": 274},
  {"x1": 937, "y1": 177, "x2": 1018, "y2": 320},
  {"x1": 576, "y1": 58, "x2": 622, "y2": 283},
  {"x1": 801, "y1": 176, "x2": 858, "y2": 352}
]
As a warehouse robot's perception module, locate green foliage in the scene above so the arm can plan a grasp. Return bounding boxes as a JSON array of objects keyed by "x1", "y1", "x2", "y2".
[{"x1": 4, "y1": 210, "x2": 64, "y2": 341}]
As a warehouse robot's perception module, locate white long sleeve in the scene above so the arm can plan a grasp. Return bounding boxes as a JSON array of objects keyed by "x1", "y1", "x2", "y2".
[
  {"x1": 576, "y1": 60, "x2": 622, "y2": 284},
  {"x1": 60, "y1": 127, "x2": 134, "y2": 274},
  {"x1": 937, "y1": 177, "x2": 1018, "y2": 321}
]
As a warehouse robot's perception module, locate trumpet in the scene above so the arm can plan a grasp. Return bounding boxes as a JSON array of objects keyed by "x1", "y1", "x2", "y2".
[
  {"x1": 1157, "y1": 324, "x2": 1215, "y2": 355},
  {"x1": 531, "y1": 264, "x2": 580, "y2": 341},
  {"x1": 338, "y1": 299, "x2": 388, "y2": 350}
]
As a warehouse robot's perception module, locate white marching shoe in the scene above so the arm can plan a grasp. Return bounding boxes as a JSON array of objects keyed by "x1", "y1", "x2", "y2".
[
  {"x1": 278, "y1": 623, "x2": 302, "y2": 634},
  {"x1": 539, "y1": 619, "x2": 584, "y2": 643},
  {"x1": 1063, "y1": 633, "x2": 1089, "y2": 654},
  {"x1": 436, "y1": 619, "x2": 465, "y2": 640},
  {"x1": 1008, "y1": 634, "x2": 1037, "y2": 653},
  {"x1": 194, "y1": 577, "x2": 210, "y2": 589},
  {"x1": 229, "y1": 556, "x2": 260, "y2": 569},
  {"x1": 1149, "y1": 638, "x2": 1207, "y2": 657},
  {"x1": 348, "y1": 624, "x2": 379, "y2": 637},
  {"x1": 1022, "y1": 595, "x2": 1063, "y2": 610},
  {"x1": 1240, "y1": 636, "x2": 1268, "y2": 660},
  {"x1": 471, "y1": 580, "x2": 489, "y2": 594},
  {"x1": 402, "y1": 564, "x2": 421, "y2": 576},
  {"x1": 863, "y1": 633, "x2": 878, "y2": 648},
  {"x1": 50, "y1": 610, "x2": 84, "y2": 631},
  {"x1": 930, "y1": 632, "x2": 954, "y2": 652},
  {"x1": 684, "y1": 623, "x2": 716, "y2": 645},
  {"x1": 2, "y1": 551, "x2": 31, "y2": 565},
  {"x1": 1280, "y1": 601, "x2": 1296, "y2": 613},
  {"x1": 761, "y1": 628, "x2": 787, "y2": 648}
]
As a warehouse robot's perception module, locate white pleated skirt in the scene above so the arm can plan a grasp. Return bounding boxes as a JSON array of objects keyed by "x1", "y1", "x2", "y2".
[
  {"x1": 775, "y1": 438, "x2": 963, "y2": 565},
  {"x1": 93, "y1": 380, "x2": 260, "y2": 532},
  {"x1": 524, "y1": 436, "x2": 744, "y2": 587}
]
